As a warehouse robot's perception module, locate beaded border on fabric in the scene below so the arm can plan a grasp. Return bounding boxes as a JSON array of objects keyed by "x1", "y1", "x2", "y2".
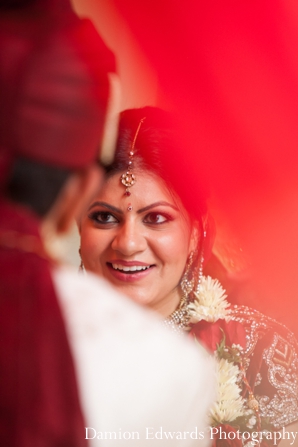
[{"x1": 229, "y1": 304, "x2": 298, "y2": 429}]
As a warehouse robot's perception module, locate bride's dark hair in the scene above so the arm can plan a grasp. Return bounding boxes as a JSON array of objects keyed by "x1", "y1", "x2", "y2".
[
  {"x1": 106, "y1": 106, "x2": 208, "y2": 221},
  {"x1": 105, "y1": 106, "x2": 214, "y2": 265}
]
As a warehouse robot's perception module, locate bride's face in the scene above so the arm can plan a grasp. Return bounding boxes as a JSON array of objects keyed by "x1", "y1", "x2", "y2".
[{"x1": 79, "y1": 170, "x2": 197, "y2": 316}]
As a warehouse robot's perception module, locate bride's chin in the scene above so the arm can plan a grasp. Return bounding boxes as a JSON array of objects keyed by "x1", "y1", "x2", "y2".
[{"x1": 114, "y1": 284, "x2": 153, "y2": 307}]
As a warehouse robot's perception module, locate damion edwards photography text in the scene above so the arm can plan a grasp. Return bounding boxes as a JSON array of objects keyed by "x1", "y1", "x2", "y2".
[{"x1": 85, "y1": 426, "x2": 298, "y2": 445}]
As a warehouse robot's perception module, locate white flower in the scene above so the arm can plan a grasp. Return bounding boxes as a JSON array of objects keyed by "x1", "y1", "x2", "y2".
[
  {"x1": 188, "y1": 275, "x2": 230, "y2": 323},
  {"x1": 210, "y1": 357, "x2": 246, "y2": 424}
]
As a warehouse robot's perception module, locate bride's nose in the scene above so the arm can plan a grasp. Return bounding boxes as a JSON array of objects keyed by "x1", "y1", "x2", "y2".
[{"x1": 111, "y1": 220, "x2": 147, "y2": 256}]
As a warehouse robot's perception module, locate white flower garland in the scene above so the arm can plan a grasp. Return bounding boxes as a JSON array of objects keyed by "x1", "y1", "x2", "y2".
[
  {"x1": 188, "y1": 276, "x2": 258, "y2": 430},
  {"x1": 188, "y1": 275, "x2": 230, "y2": 323},
  {"x1": 210, "y1": 356, "x2": 246, "y2": 424}
]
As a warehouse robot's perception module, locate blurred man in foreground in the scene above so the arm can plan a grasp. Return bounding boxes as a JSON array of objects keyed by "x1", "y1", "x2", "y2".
[{"x1": 0, "y1": 1, "x2": 215, "y2": 446}]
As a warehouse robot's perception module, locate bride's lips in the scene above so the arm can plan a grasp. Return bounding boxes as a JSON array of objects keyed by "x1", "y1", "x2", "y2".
[{"x1": 106, "y1": 260, "x2": 154, "y2": 282}]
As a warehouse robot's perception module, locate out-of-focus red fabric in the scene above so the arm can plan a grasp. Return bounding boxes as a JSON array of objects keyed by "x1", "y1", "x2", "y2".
[
  {"x1": 0, "y1": 199, "x2": 86, "y2": 446},
  {"x1": 112, "y1": 0, "x2": 298, "y2": 212},
  {"x1": 112, "y1": 0, "x2": 298, "y2": 335},
  {"x1": 0, "y1": 2, "x2": 115, "y2": 180}
]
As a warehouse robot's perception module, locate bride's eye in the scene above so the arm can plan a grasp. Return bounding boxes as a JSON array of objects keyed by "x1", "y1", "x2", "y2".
[
  {"x1": 88, "y1": 211, "x2": 118, "y2": 224},
  {"x1": 143, "y1": 212, "x2": 172, "y2": 224}
]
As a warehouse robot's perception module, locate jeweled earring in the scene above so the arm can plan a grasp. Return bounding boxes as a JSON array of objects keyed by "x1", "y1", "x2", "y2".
[
  {"x1": 180, "y1": 250, "x2": 197, "y2": 301},
  {"x1": 194, "y1": 229, "x2": 206, "y2": 295},
  {"x1": 79, "y1": 259, "x2": 85, "y2": 273},
  {"x1": 180, "y1": 227, "x2": 207, "y2": 301},
  {"x1": 78, "y1": 248, "x2": 85, "y2": 273}
]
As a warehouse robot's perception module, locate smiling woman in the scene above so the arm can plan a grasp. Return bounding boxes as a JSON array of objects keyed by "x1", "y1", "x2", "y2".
[
  {"x1": 79, "y1": 107, "x2": 208, "y2": 319},
  {"x1": 80, "y1": 171, "x2": 197, "y2": 316},
  {"x1": 79, "y1": 107, "x2": 298, "y2": 446}
]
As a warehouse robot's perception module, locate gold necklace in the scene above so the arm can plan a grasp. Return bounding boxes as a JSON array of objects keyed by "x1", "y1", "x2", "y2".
[{"x1": 164, "y1": 295, "x2": 191, "y2": 333}]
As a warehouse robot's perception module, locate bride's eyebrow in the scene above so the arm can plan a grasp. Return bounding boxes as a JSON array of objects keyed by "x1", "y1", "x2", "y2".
[
  {"x1": 88, "y1": 201, "x2": 123, "y2": 214},
  {"x1": 137, "y1": 201, "x2": 179, "y2": 214}
]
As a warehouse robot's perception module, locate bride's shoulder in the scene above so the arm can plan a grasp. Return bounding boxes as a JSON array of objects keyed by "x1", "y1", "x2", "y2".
[
  {"x1": 228, "y1": 304, "x2": 298, "y2": 429},
  {"x1": 228, "y1": 303, "x2": 298, "y2": 353}
]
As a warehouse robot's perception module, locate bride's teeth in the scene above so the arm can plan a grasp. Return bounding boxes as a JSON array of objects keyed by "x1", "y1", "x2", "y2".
[{"x1": 111, "y1": 263, "x2": 149, "y2": 272}]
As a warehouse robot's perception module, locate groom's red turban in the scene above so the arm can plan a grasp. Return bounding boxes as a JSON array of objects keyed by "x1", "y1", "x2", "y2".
[{"x1": 0, "y1": 0, "x2": 116, "y2": 190}]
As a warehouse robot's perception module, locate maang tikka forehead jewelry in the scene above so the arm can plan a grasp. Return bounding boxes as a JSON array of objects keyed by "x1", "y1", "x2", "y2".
[{"x1": 120, "y1": 117, "x2": 146, "y2": 201}]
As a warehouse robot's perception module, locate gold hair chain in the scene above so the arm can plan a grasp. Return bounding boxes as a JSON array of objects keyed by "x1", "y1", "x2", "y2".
[{"x1": 120, "y1": 117, "x2": 146, "y2": 207}]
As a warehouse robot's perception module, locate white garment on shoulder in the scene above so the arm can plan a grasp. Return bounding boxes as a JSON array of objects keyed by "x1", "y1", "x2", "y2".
[{"x1": 53, "y1": 266, "x2": 215, "y2": 447}]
